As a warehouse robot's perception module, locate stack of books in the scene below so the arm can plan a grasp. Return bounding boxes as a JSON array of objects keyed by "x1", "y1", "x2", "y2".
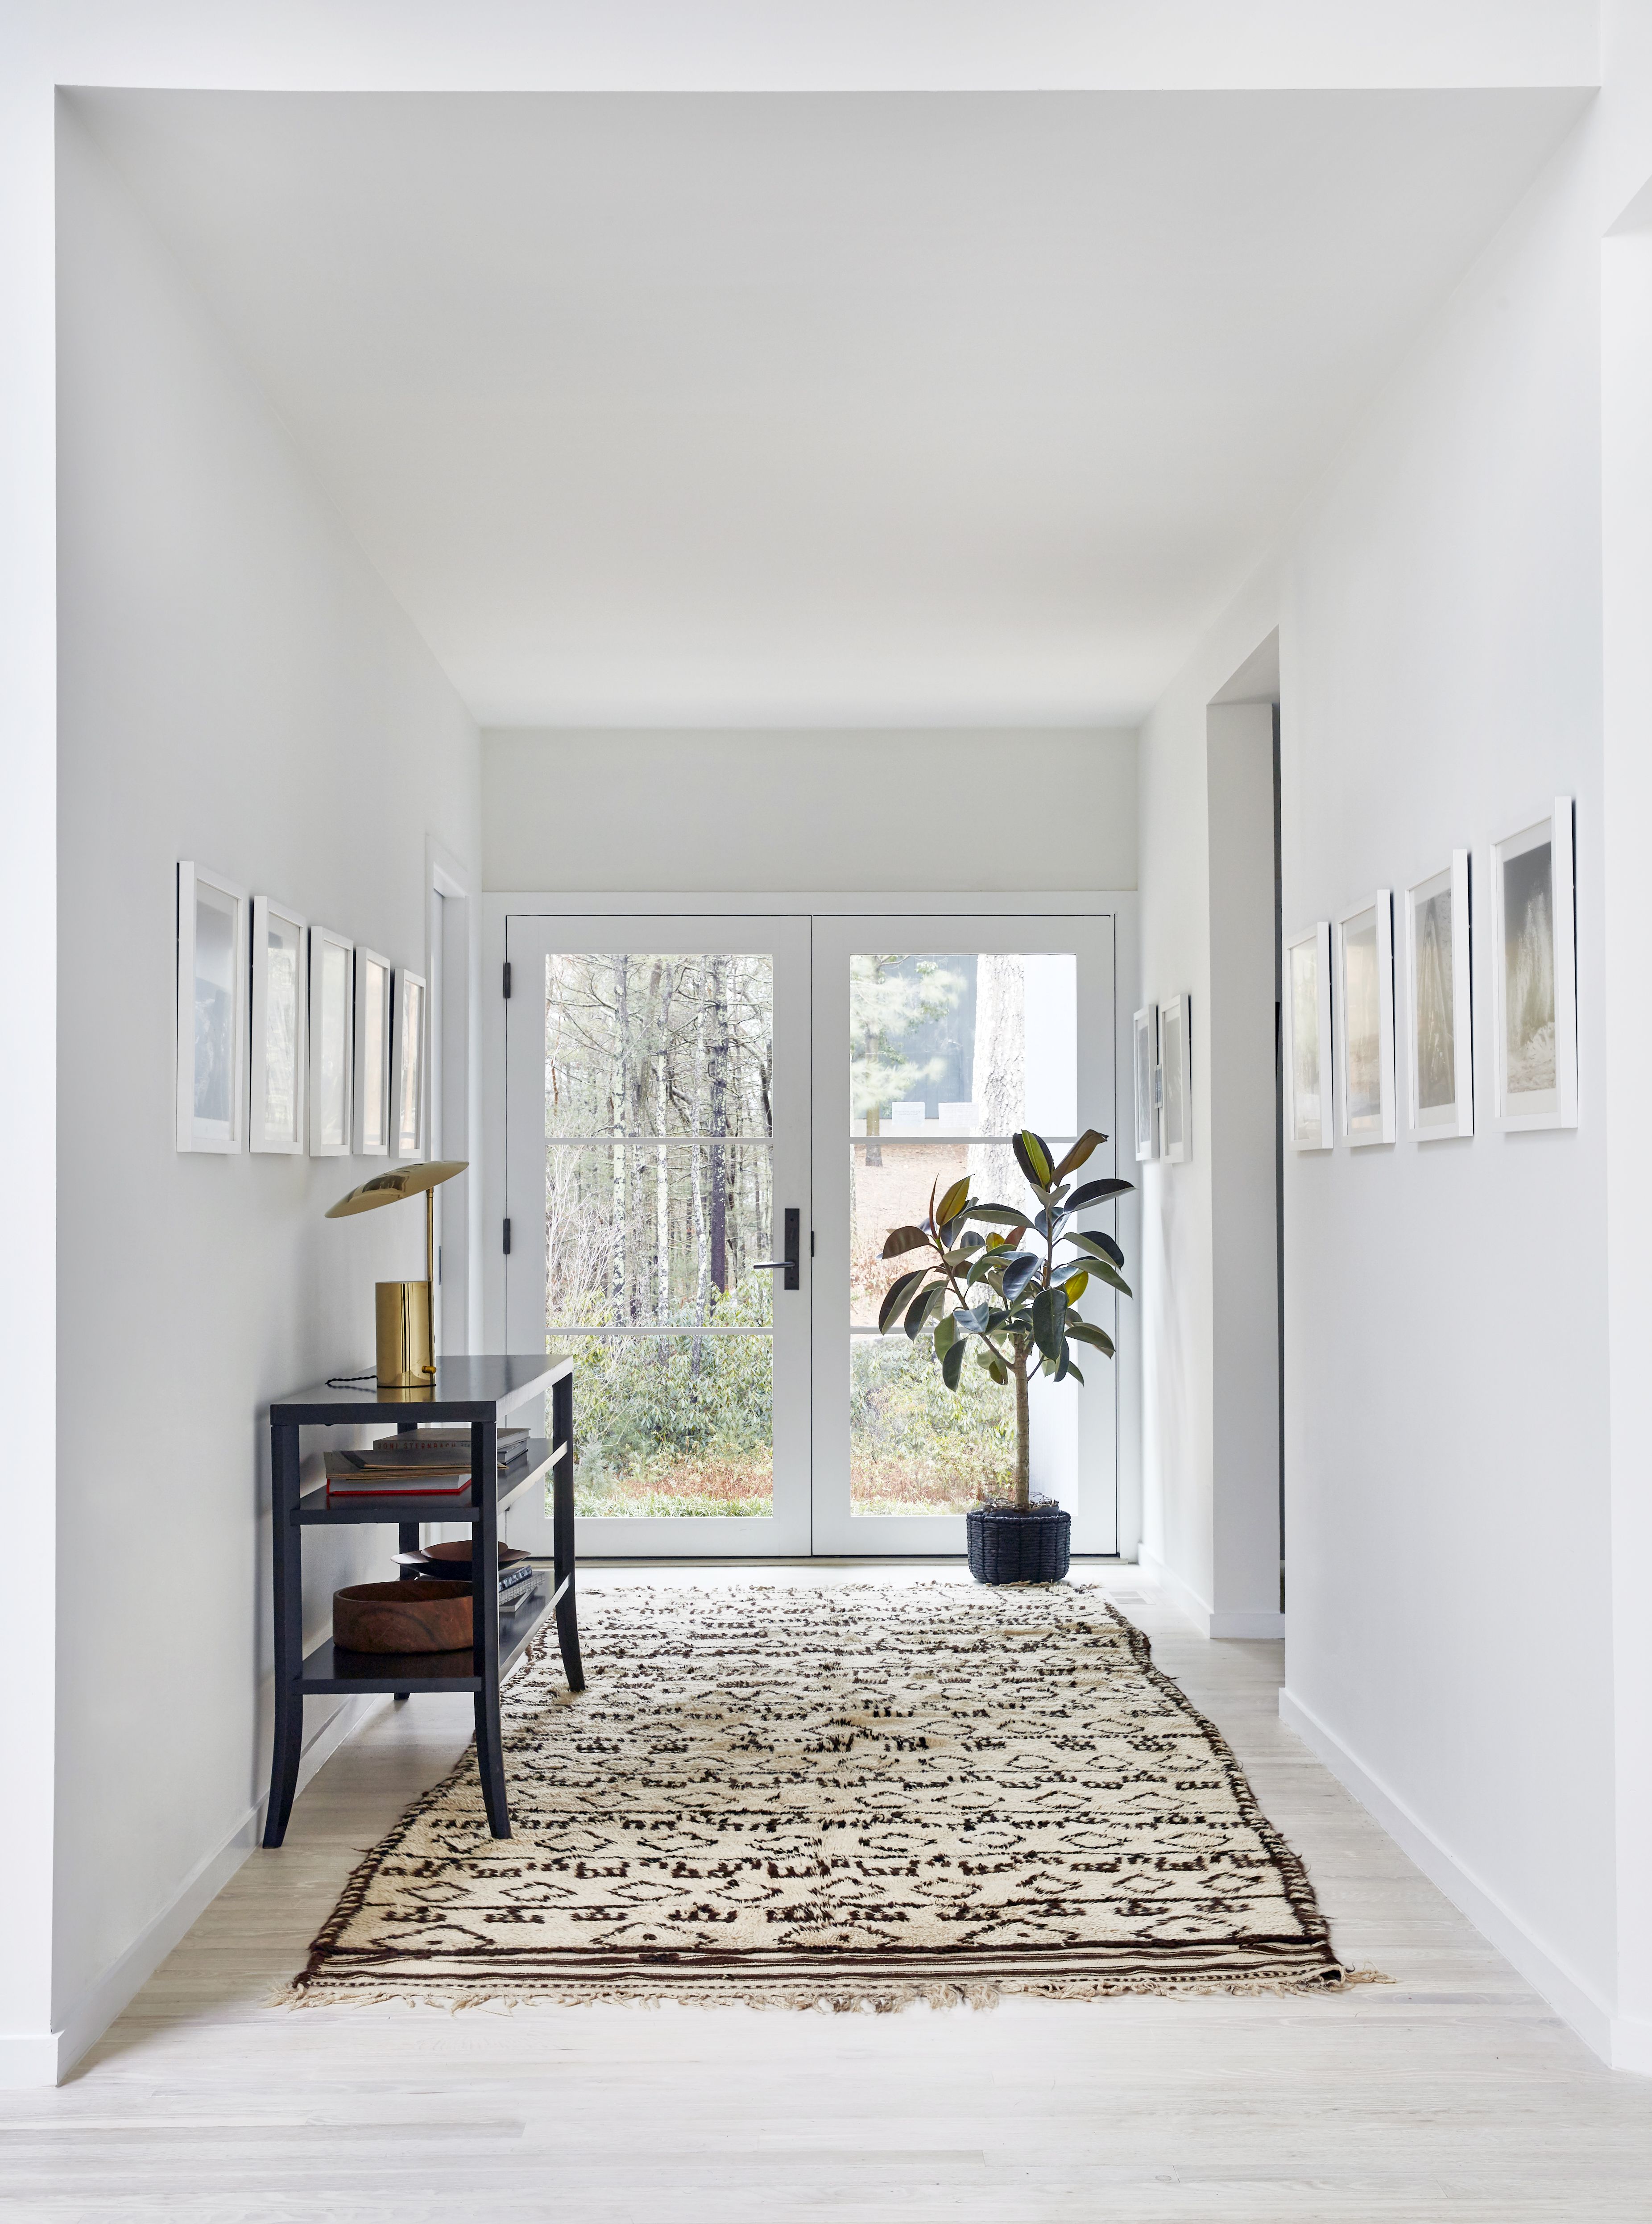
[
  {"x1": 370, "y1": 1426, "x2": 531, "y2": 1473},
  {"x1": 325, "y1": 1448, "x2": 472, "y2": 1504}
]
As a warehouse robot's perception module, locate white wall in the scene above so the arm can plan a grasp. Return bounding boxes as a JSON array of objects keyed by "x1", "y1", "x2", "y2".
[
  {"x1": 483, "y1": 729, "x2": 1136, "y2": 894},
  {"x1": 1206, "y1": 704, "x2": 1281, "y2": 1634},
  {"x1": 51, "y1": 112, "x2": 480, "y2": 2063},
  {"x1": 1136, "y1": 582, "x2": 1282, "y2": 1623},
  {"x1": 1142, "y1": 109, "x2": 1627, "y2": 2048}
]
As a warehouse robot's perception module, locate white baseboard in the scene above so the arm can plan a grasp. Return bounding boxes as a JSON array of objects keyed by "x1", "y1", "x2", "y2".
[
  {"x1": 1209, "y1": 1608, "x2": 1286, "y2": 1639},
  {"x1": 20, "y1": 1693, "x2": 380, "y2": 2088},
  {"x1": 1136, "y1": 1548, "x2": 1284, "y2": 1640},
  {"x1": 1278, "y1": 1684, "x2": 1631, "y2": 2073}
]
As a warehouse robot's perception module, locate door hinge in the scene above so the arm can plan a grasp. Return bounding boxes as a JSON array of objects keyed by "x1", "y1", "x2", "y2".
[
  {"x1": 502, "y1": 959, "x2": 512, "y2": 998},
  {"x1": 503, "y1": 1217, "x2": 512, "y2": 1254}
]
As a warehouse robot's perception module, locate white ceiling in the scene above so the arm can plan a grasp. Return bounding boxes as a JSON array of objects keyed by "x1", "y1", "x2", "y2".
[{"x1": 79, "y1": 88, "x2": 1587, "y2": 727}]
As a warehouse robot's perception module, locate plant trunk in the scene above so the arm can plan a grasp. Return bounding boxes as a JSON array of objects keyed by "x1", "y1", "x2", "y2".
[{"x1": 1012, "y1": 1349, "x2": 1031, "y2": 1510}]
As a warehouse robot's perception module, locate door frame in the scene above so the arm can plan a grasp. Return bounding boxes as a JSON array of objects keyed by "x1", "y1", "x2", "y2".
[{"x1": 482, "y1": 891, "x2": 1141, "y2": 1559}]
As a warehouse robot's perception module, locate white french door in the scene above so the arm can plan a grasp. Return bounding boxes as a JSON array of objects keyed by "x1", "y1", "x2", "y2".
[
  {"x1": 505, "y1": 917, "x2": 813, "y2": 1556},
  {"x1": 502, "y1": 907, "x2": 1119, "y2": 1557},
  {"x1": 811, "y1": 915, "x2": 1120, "y2": 1557}
]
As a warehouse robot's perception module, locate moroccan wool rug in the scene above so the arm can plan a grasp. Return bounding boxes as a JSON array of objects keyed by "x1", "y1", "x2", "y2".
[{"x1": 288, "y1": 1583, "x2": 1345, "y2": 2008}]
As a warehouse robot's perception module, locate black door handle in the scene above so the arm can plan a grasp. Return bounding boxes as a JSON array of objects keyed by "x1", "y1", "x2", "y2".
[{"x1": 750, "y1": 1207, "x2": 801, "y2": 1290}]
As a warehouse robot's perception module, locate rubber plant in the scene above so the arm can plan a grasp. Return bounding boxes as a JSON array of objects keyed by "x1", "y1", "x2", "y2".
[{"x1": 877, "y1": 1127, "x2": 1133, "y2": 1510}]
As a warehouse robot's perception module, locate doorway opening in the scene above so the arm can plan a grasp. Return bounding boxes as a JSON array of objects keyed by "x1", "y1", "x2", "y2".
[{"x1": 499, "y1": 903, "x2": 1126, "y2": 1560}]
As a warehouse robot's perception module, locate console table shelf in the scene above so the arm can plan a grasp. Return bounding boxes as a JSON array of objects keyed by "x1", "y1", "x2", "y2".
[
  {"x1": 293, "y1": 1437, "x2": 566, "y2": 1526},
  {"x1": 263, "y1": 1355, "x2": 581, "y2": 1846}
]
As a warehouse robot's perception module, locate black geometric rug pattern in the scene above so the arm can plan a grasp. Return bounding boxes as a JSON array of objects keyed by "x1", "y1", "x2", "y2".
[{"x1": 288, "y1": 1583, "x2": 1346, "y2": 2008}]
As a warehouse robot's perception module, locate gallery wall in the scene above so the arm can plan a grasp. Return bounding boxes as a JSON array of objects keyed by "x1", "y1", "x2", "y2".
[
  {"x1": 1139, "y1": 111, "x2": 1619, "y2": 2038},
  {"x1": 482, "y1": 728, "x2": 1137, "y2": 895},
  {"x1": 53, "y1": 114, "x2": 481, "y2": 2053}
]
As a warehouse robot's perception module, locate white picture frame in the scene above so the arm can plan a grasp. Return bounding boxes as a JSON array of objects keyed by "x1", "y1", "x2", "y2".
[
  {"x1": 1160, "y1": 992, "x2": 1191, "y2": 1163},
  {"x1": 1284, "y1": 922, "x2": 1333, "y2": 1152},
  {"x1": 249, "y1": 895, "x2": 307, "y2": 1154},
  {"x1": 1491, "y1": 799, "x2": 1577, "y2": 1132},
  {"x1": 1132, "y1": 1003, "x2": 1159, "y2": 1163},
  {"x1": 175, "y1": 862, "x2": 247, "y2": 1154},
  {"x1": 354, "y1": 946, "x2": 393, "y2": 1158},
  {"x1": 308, "y1": 925, "x2": 355, "y2": 1158},
  {"x1": 1337, "y1": 892, "x2": 1396, "y2": 1147},
  {"x1": 1404, "y1": 853, "x2": 1474, "y2": 1141},
  {"x1": 392, "y1": 966, "x2": 428, "y2": 1160}
]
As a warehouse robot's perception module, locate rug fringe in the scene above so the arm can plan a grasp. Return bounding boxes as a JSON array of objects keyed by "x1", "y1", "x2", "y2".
[{"x1": 268, "y1": 1968, "x2": 1362, "y2": 2015}]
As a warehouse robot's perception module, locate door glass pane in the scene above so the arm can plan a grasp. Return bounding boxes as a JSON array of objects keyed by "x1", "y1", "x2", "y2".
[
  {"x1": 549, "y1": 1143, "x2": 772, "y2": 1326},
  {"x1": 567, "y1": 1333, "x2": 772, "y2": 1518},
  {"x1": 847, "y1": 950, "x2": 1079, "y2": 1519},
  {"x1": 547, "y1": 953, "x2": 774, "y2": 1136},
  {"x1": 851, "y1": 1336, "x2": 1014, "y2": 1515},
  {"x1": 850, "y1": 951, "x2": 1076, "y2": 1141},
  {"x1": 546, "y1": 950, "x2": 775, "y2": 1518}
]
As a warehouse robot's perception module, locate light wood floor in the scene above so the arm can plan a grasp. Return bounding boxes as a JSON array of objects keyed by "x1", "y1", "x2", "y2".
[{"x1": 8, "y1": 1563, "x2": 1652, "y2": 2223}]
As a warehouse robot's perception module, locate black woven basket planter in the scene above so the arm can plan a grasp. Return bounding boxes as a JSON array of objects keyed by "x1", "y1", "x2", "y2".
[{"x1": 966, "y1": 1503, "x2": 1071, "y2": 1585}]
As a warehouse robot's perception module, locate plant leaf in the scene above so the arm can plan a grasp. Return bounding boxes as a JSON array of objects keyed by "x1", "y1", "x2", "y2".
[
  {"x1": 1056, "y1": 1353, "x2": 1085, "y2": 1386},
  {"x1": 941, "y1": 1337, "x2": 968, "y2": 1390},
  {"x1": 877, "y1": 1269, "x2": 928, "y2": 1334},
  {"x1": 1078, "y1": 1255, "x2": 1133, "y2": 1297},
  {"x1": 936, "y1": 1176, "x2": 972, "y2": 1226},
  {"x1": 1066, "y1": 1317, "x2": 1116, "y2": 1357},
  {"x1": 1067, "y1": 1228, "x2": 1123, "y2": 1268},
  {"x1": 965, "y1": 1204, "x2": 1031, "y2": 1230},
  {"x1": 1051, "y1": 1129, "x2": 1107, "y2": 1182},
  {"x1": 1014, "y1": 1129, "x2": 1054, "y2": 1187},
  {"x1": 1064, "y1": 1270, "x2": 1089, "y2": 1303},
  {"x1": 988, "y1": 1357, "x2": 1009, "y2": 1385},
  {"x1": 1065, "y1": 1176, "x2": 1134, "y2": 1209},
  {"x1": 934, "y1": 1313, "x2": 959, "y2": 1358},
  {"x1": 881, "y1": 1224, "x2": 932, "y2": 1258},
  {"x1": 904, "y1": 1282, "x2": 946, "y2": 1340},
  {"x1": 999, "y1": 1253, "x2": 1042, "y2": 1303},
  {"x1": 1031, "y1": 1284, "x2": 1068, "y2": 1360},
  {"x1": 952, "y1": 1303, "x2": 992, "y2": 1335}
]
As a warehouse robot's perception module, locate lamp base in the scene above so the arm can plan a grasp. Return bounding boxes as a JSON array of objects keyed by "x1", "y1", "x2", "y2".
[{"x1": 375, "y1": 1280, "x2": 434, "y2": 1386}]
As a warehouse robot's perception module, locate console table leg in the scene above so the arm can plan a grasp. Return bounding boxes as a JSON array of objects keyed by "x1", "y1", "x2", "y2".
[
  {"x1": 394, "y1": 1517, "x2": 420, "y2": 1700},
  {"x1": 264, "y1": 1421, "x2": 304, "y2": 1848},
  {"x1": 551, "y1": 1372, "x2": 585, "y2": 1692},
  {"x1": 472, "y1": 1415, "x2": 510, "y2": 1838}
]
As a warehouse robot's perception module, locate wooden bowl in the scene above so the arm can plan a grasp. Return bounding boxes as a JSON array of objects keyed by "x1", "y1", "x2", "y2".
[{"x1": 333, "y1": 1580, "x2": 472, "y2": 1655}]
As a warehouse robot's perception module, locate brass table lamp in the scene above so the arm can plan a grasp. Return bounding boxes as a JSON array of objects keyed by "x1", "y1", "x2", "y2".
[{"x1": 325, "y1": 1160, "x2": 469, "y2": 1386}]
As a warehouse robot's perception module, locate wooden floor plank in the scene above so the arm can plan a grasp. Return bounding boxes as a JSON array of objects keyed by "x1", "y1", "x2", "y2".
[{"x1": 6, "y1": 1564, "x2": 1651, "y2": 2223}]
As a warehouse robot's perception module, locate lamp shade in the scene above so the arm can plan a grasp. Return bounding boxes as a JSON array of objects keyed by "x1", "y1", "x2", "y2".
[{"x1": 325, "y1": 1159, "x2": 468, "y2": 1218}]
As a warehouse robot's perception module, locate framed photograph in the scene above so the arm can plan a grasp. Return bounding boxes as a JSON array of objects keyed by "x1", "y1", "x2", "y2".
[
  {"x1": 354, "y1": 947, "x2": 393, "y2": 1158},
  {"x1": 1491, "y1": 799, "x2": 1577, "y2": 1131},
  {"x1": 308, "y1": 925, "x2": 354, "y2": 1158},
  {"x1": 249, "y1": 896, "x2": 307, "y2": 1154},
  {"x1": 1337, "y1": 893, "x2": 1396, "y2": 1146},
  {"x1": 1133, "y1": 1003, "x2": 1159, "y2": 1163},
  {"x1": 175, "y1": 862, "x2": 247, "y2": 1153},
  {"x1": 1284, "y1": 922, "x2": 1333, "y2": 1152},
  {"x1": 393, "y1": 966, "x2": 428, "y2": 1159},
  {"x1": 1404, "y1": 853, "x2": 1473, "y2": 1140},
  {"x1": 1160, "y1": 992, "x2": 1191, "y2": 1163}
]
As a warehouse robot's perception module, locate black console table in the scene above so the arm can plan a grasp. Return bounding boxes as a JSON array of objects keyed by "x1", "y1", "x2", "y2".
[{"x1": 264, "y1": 1353, "x2": 581, "y2": 1847}]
